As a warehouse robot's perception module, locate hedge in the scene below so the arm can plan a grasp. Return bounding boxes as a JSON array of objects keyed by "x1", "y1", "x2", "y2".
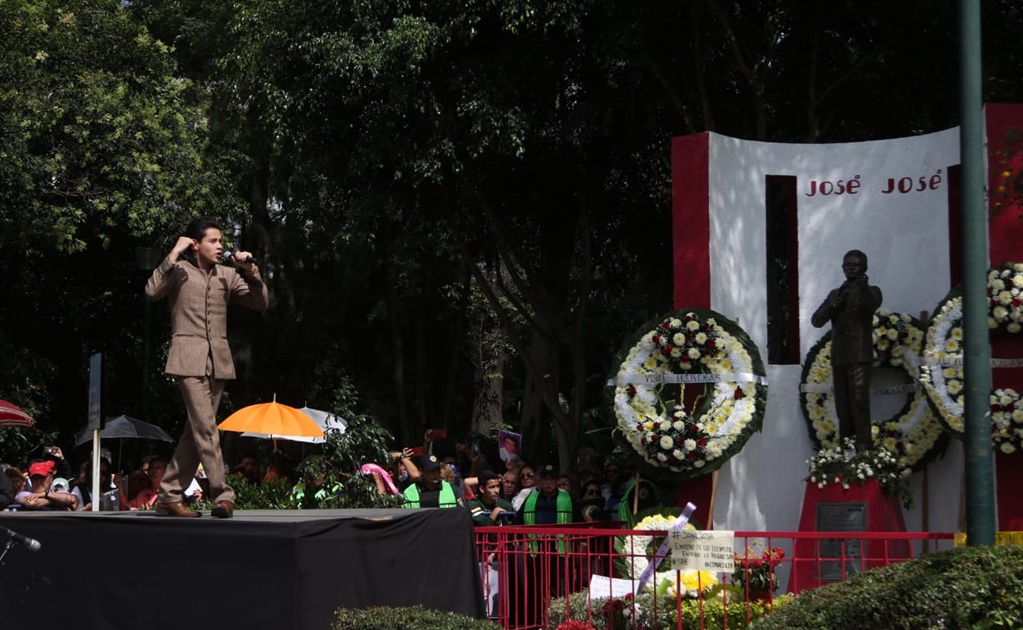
[
  {"x1": 751, "y1": 545, "x2": 1023, "y2": 629},
  {"x1": 332, "y1": 606, "x2": 498, "y2": 630}
]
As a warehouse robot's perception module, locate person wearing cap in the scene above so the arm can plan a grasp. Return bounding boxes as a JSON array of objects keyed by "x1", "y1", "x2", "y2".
[
  {"x1": 402, "y1": 454, "x2": 464, "y2": 509},
  {"x1": 513, "y1": 464, "x2": 576, "y2": 626},
  {"x1": 15, "y1": 460, "x2": 78, "y2": 511},
  {"x1": 519, "y1": 464, "x2": 574, "y2": 526}
]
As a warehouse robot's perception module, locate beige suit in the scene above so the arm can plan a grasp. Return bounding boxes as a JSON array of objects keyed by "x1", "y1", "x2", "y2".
[{"x1": 146, "y1": 257, "x2": 269, "y2": 505}]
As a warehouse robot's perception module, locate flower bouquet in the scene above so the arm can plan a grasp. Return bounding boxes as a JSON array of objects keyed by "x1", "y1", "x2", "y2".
[
  {"x1": 806, "y1": 438, "x2": 913, "y2": 509},
  {"x1": 730, "y1": 541, "x2": 785, "y2": 602}
]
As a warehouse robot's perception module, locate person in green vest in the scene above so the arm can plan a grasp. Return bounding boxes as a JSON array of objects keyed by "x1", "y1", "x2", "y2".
[
  {"x1": 402, "y1": 454, "x2": 463, "y2": 508},
  {"x1": 519, "y1": 464, "x2": 574, "y2": 525},
  {"x1": 514, "y1": 463, "x2": 577, "y2": 627}
]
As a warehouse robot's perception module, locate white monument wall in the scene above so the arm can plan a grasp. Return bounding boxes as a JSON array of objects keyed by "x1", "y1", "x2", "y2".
[{"x1": 696, "y1": 129, "x2": 965, "y2": 535}]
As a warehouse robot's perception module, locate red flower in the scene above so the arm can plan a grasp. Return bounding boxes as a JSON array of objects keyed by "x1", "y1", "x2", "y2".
[
  {"x1": 698, "y1": 438, "x2": 708, "y2": 446},
  {"x1": 734, "y1": 388, "x2": 744, "y2": 399},
  {"x1": 706, "y1": 339, "x2": 716, "y2": 348}
]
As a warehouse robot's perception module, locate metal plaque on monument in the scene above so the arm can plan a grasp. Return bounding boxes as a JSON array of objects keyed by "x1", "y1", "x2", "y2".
[{"x1": 816, "y1": 502, "x2": 867, "y2": 581}]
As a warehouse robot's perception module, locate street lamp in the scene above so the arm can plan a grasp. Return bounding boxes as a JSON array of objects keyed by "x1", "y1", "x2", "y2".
[{"x1": 136, "y1": 247, "x2": 163, "y2": 423}]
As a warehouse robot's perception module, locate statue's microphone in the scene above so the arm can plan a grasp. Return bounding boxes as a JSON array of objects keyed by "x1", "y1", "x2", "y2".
[
  {"x1": 0, "y1": 526, "x2": 42, "y2": 552},
  {"x1": 223, "y1": 251, "x2": 258, "y2": 265}
]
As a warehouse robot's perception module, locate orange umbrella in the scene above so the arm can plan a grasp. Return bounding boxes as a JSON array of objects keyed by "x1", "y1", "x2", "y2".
[{"x1": 218, "y1": 398, "x2": 325, "y2": 439}]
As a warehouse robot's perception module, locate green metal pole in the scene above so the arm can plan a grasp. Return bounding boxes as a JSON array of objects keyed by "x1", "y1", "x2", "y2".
[{"x1": 960, "y1": 0, "x2": 995, "y2": 546}]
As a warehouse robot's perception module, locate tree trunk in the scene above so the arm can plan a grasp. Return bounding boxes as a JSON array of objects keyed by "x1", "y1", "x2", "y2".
[{"x1": 471, "y1": 340, "x2": 504, "y2": 438}]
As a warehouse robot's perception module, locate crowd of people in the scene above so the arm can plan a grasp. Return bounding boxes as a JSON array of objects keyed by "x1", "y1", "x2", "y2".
[
  {"x1": 360, "y1": 436, "x2": 657, "y2": 528},
  {"x1": 0, "y1": 435, "x2": 652, "y2": 524},
  {"x1": 0, "y1": 446, "x2": 214, "y2": 513}
]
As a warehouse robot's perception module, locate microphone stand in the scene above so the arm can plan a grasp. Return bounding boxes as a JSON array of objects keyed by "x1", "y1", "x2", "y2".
[{"x1": 0, "y1": 536, "x2": 17, "y2": 564}]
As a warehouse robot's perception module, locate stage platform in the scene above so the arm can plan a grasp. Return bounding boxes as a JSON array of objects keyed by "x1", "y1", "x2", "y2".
[{"x1": 0, "y1": 508, "x2": 484, "y2": 630}]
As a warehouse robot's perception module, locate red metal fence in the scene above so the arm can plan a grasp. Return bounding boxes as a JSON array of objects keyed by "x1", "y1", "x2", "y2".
[{"x1": 474, "y1": 524, "x2": 955, "y2": 629}]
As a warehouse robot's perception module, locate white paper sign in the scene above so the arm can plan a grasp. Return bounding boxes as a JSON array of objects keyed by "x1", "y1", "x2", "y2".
[
  {"x1": 588, "y1": 574, "x2": 640, "y2": 599},
  {"x1": 670, "y1": 530, "x2": 735, "y2": 572}
]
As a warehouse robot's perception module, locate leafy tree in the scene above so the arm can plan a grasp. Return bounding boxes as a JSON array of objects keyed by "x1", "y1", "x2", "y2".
[{"x1": 0, "y1": 0, "x2": 238, "y2": 446}]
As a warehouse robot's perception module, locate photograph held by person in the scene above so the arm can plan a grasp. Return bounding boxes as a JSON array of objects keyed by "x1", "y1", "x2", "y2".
[{"x1": 145, "y1": 217, "x2": 269, "y2": 518}]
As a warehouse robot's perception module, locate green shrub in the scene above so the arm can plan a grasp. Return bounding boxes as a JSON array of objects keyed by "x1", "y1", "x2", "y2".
[
  {"x1": 751, "y1": 545, "x2": 1023, "y2": 629},
  {"x1": 331, "y1": 606, "x2": 499, "y2": 630},
  {"x1": 547, "y1": 590, "x2": 790, "y2": 629}
]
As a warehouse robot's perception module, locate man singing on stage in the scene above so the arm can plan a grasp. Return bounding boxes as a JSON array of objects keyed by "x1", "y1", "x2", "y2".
[{"x1": 146, "y1": 218, "x2": 269, "y2": 518}]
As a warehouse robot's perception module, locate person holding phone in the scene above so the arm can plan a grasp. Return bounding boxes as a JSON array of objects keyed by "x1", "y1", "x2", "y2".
[{"x1": 145, "y1": 217, "x2": 268, "y2": 518}]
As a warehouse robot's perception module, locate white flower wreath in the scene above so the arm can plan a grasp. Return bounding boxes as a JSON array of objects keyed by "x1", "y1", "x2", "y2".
[
  {"x1": 920, "y1": 262, "x2": 1023, "y2": 450},
  {"x1": 800, "y1": 309, "x2": 944, "y2": 471},
  {"x1": 612, "y1": 310, "x2": 767, "y2": 479},
  {"x1": 993, "y1": 388, "x2": 1023, "y2": 454}
]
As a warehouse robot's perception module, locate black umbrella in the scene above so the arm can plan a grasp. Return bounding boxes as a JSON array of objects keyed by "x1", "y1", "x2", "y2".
[{"x1": 74, "y1": 415, "x2": 174, "y2": 446}]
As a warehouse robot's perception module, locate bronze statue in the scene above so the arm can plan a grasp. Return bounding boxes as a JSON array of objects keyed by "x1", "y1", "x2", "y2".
[{"x1": 811, "y1": 250, "x2": 882, "y2": 453}]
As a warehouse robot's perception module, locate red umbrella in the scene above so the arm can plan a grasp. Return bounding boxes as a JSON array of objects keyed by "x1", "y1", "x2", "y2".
[{"x1": 0, "y1": 399, "x2": 36, "y2": 428}]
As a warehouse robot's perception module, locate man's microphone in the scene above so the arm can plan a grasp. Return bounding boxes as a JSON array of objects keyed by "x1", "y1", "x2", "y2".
[
  {"x1": 222, "y1": 251, "x2": 258, "y2": 266},
  {"x1": 0, "y1": 526, "x2": 42, "y2": 552}
]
